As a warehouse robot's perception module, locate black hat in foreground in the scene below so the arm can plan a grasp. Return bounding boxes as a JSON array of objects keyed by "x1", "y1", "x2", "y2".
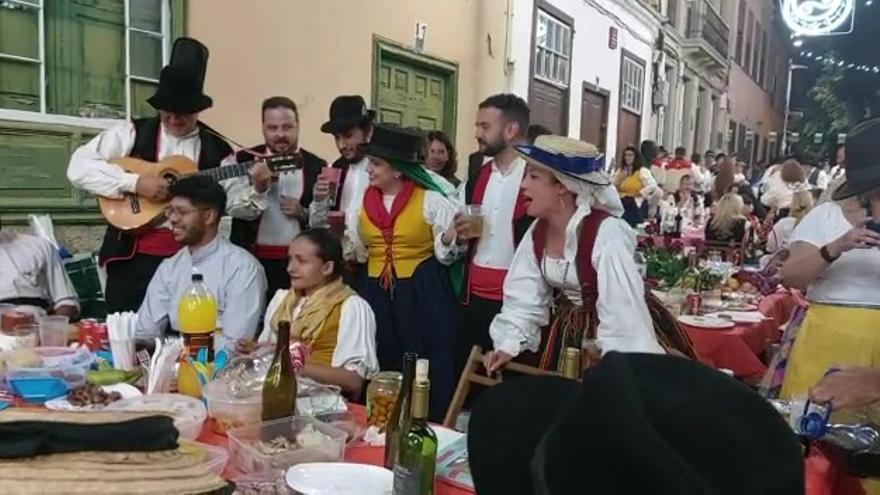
[
  {"x1": 467, "y1": 353, "x2": 804, "y2": 495},
  {"x1": 147, "y1": 37, "x2": 213, "y2": 114},
  {"x1": 833, "y1": 117, "x2": 880, "y2": 200},
  {"x1": 320, "y1": 95, "x2": 376, "y2": 134},
  {"x1": 363, "y1": 123, "x2": 423, "y2": 164}
]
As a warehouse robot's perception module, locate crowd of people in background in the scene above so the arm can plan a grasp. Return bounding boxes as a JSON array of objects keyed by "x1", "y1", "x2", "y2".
[{"x1": 609, "y1": 136, "x2": 845, "y2": 263}]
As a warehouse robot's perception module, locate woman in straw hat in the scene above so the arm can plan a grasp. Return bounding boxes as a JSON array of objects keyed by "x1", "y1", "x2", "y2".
[
  {"x1": 343, "y1": 123, "x2": 463, "y2": 420},
  {"x1": 483, "y1": 135, "x2": 666, "y2": 374}
]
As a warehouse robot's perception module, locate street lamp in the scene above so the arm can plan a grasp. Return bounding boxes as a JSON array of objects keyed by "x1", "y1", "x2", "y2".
[{"x1": 782, "y1": 61, "x2": 808, "y2": 156}]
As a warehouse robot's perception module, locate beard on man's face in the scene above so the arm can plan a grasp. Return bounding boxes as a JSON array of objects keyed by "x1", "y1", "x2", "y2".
[{"x1": 478, "y1": 136, "x2": 508, "y2": 157}]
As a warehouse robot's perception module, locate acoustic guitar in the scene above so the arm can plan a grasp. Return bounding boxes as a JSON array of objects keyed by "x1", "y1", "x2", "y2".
[{"x1": 98, "y1": 154, "x2": 298, "y2": 230}]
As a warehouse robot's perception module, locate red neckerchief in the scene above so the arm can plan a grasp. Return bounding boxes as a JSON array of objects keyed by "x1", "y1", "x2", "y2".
[{"x1": 362, "y1": 180, "x2": 416, "y2": 290}]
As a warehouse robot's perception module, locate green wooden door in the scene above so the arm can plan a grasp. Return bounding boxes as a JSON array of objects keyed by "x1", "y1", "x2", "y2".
[{"x1": 376, "y1": 58, "x2": 447, "y2": 131}]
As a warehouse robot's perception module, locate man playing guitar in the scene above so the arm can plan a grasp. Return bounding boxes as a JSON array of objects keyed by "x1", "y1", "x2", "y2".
[{"x1": 67, "y1": 37, "x2": 233, "y2": 312}]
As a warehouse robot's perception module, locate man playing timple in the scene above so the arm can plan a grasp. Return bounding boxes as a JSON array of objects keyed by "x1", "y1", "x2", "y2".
[
  {"x1": 138, "y1": 176, "x2": 266, "y2": 351},
  {"x1": 67, "y1": 38, "x2": 232, "y2": 313},
  {"x1": 454, "y1": 94, "x2": 534, "y2": 372},
  {"x1": 225, "y1": 96, "x2": 325, "y2": 301}
]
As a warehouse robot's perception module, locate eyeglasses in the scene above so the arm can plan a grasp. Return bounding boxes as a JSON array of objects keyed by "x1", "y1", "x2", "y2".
[{"x1": 163, "y1": 206, "x2": 209, "y2": 219}]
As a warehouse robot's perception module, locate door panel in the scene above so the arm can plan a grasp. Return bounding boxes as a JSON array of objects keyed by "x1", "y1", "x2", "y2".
[
  {"x1": 580, "y1": 88, "x2": 608, "y2": 152},
  {"x1": 376, "y1": 58, "x2": 446, "y2": 132},
  {"x1": 529, "y1": 79, "x2": 567, "y2": 135},
  {"x1": 616, "y1": 109, "x2": 641, "y2": 159}
]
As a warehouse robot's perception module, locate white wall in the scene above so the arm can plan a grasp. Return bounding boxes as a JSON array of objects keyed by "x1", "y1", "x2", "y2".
[{"x1": 510, "y1": 0, "x2": 657, "y2": 161}]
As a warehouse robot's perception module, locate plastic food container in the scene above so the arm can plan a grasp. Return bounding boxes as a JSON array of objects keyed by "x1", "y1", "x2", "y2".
[
  {"x1": 180, "y1": 441, "x2": 229, "y2": 476},
  {"x1": 105, "y1": 393, "x2": 206, "y2": 440},
  {"x1": 316, "y1": 410, "x2": 363, "y2": 446},
  {"x1": 227, "y1": 416, "x2": 347, "y2": 475},
  {"x1": 203, "y1": 379, "x2": 263, "y2": 435},
  {"x1": 5, "y1": 347, "x2": 94, "y2": 388}
]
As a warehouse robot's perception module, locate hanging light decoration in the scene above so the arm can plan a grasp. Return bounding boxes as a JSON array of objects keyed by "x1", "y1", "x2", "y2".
[
  {"x1": 781, "y1": 0, "x2": 856, "y2": 36},
  {"x1": 799, "y1": 50, "x2": 880, "y2": 74}
]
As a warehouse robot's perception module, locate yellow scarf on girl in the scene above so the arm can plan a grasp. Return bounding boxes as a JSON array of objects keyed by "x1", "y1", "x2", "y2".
[{"x1": 269, "y1": 278, "x2": 355, "y2": 344}]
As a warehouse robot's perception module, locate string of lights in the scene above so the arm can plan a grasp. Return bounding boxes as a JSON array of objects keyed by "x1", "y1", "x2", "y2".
[{"x1": 798, "y1": 50, "x2": 880, "y2": 74}]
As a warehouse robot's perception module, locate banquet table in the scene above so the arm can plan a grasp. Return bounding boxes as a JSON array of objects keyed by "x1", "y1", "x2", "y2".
[
  {"x1": 679, "y1": 291, "x2": 797, "y2": 383},
  {"x1": 198, "y1": 404, "x2": 473, "y2": 495}
]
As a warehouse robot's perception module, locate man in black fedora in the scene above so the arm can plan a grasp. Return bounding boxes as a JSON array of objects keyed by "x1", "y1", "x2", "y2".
[
  {"x1": 309, "y1": 95, "x2": 375, "y2": 229},
  {"x1": 67, "y1": 37, "x2": 233, "y2": 313}
]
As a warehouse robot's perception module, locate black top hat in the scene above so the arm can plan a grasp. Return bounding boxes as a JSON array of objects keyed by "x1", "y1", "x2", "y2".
[
  {"x1": 363, "y1": 123, "x2": 423, "y2": 164},
  {"x1": 833, "y1": 117, "x2": 880, "y2": 200},
  {"x1": 147, "y1": 37, "x2": 213, "y2": 114},
  {"x1": 467, "y1": 353, "x2": 803, "y2": 495},
  {"x1": 320, "y1": 95, "x2": 376, "y2": 134}
]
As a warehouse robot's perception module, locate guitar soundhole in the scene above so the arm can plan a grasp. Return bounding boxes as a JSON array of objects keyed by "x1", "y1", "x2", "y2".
[{"x1": 163, "y1": 173, "x2": 179, "y2": 186}]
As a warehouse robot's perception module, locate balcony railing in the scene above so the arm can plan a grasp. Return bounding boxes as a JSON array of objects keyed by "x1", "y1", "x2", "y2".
[{"x1": 686, "y1": 0, "x2": 729, "y2": 61}]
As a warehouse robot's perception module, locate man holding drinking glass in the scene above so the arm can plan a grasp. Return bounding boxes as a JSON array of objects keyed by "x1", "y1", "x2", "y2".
[
  {"x1": 453, "y1": 94, "x2": 535, "y2": 374},
  {"x1": 309, "y1": 95, "x2": 376, "y2": 237}
]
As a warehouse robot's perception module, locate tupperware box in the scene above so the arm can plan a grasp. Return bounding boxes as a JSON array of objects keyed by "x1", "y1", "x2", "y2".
[
  {"x1": 227, "y1": 415, "x2": 347, "y2": 475},
  {"x1": 5, "y1": 347, "x2": 94, "y2": 388}
]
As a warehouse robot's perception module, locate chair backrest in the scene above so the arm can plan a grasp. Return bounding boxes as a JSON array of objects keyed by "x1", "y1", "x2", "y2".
[{"x1": 442, "y1": 346, "x2": 562, "y2": 429}]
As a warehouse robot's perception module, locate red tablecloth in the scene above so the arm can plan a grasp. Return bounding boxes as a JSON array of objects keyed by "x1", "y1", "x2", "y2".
[
  {"x1": 681, "y1": 291, "x2": 798, "y2": 383},
  {"x1": 198, "y1": 404, "x2": 472, "y2": 495}
]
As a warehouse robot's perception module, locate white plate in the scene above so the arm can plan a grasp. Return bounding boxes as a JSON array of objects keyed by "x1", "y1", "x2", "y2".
[
  {"x1": 677, "y1": 315, "x2": 735, "y2": 329},
  {"x1": 44, "y1": 383, "x2": 142, "y2": 411},
  {"x1": 705, "y1": 311, "x2": 766, "y2": 324},
  {"x1": 286, "y1": 462, "x2": 393, "y2": 494}
]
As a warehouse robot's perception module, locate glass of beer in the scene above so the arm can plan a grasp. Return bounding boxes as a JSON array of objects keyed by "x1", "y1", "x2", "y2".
[
  {"x1": 320, "y1": 166, "x2": 342, "y2": 204},
  {"x1": 327, "y1": 211, "x2": 346, "y2": 239},
  {"x1": 464, "y1": 205, "x2": 483, "y2": 239}
]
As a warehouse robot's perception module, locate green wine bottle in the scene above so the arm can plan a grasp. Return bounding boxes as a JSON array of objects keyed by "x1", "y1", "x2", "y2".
[
  {"x1": 385, "y1": 352, "x2": 417, "y2": 469},
  {"x1": 392, "y1": 359, "x2": 437, "y2": 495},
  {"x1": 261, "y1": 320, "x2": 297, "y2": 421}
]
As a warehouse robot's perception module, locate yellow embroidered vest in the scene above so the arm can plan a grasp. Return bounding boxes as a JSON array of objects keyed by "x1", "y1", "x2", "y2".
[
  {"x1": 618, "y1": 171, "x2": 643, "y2": 197},
  {"x1": 358, "y1": 186, "x2": 434, "y2": 279},
  {"x1": 305, "y1": 302, "x2": 343, "y2": 367}
]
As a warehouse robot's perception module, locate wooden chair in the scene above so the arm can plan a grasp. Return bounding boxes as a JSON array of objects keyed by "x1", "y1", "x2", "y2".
[{"x1": 442, "y1": 346, "x2": 562, "y2": 429}]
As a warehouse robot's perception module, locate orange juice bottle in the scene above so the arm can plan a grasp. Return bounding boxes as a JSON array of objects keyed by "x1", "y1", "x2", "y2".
[{"x1": 177, "y1": 272, "x2": 217, "y2": 398}]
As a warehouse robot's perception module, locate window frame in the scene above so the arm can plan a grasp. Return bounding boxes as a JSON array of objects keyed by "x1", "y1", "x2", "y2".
[
  {"x1": 0, "y1": 0, "x2": 46, "y2": 113},
  {"x1": 534, "y1": 8, "x2": 572, "y2": 89},
  {"x1": 620, "y1": 55, "x2": 646, "y2": 115},
  {"x1": 0, "y1": 0, "x2": 174, "y2": 127}
]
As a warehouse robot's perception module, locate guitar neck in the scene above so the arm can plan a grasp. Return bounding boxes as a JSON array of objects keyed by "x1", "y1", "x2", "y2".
[{"x1": 196, "y1": 160, "x2": 257, "y2": 181}]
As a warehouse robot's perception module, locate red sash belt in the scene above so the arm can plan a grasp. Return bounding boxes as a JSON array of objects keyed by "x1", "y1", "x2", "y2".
[
  {"x1": 136, "y1": 229, "x2": 181, "y2": 257},
  {"x1": 252, "y1": 244, "x2": 289, "y2": 260},
  {"x1": 468, "y1": 263, "x2": 507, "y2": 301}
]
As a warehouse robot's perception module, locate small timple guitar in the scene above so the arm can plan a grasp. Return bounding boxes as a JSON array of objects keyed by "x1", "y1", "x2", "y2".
[{"x1": 98, "y1": 154, "x2": 298, "y2": 230}]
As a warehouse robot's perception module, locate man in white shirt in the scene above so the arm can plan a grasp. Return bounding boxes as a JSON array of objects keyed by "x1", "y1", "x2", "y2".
[
  {"x1": 224, "y1": 96, "x2": 325, "y2": 302},
  {"x1": 0, "y1": 213, "x2": 79, "y2": 319},
  {"x1": 309, "y1": 95, "x2": 375, "y2": 231},
  {"x1": 453, "y1": 94, "x2": 534, "y2": 373},
  {"x1": 66, "y1": 38, "x2": 233, "y2": 313},
  {"x1": 138, "y1": 176, "x2": 266, "y2": 352}
]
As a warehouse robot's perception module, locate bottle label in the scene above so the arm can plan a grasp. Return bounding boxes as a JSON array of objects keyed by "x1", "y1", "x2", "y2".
[
  {"x1": 183, "y1": 332, "x2": 213, "y2": 360},
  {"x1": 393, "y1": 464, "x2": 421, "y2": 494}
]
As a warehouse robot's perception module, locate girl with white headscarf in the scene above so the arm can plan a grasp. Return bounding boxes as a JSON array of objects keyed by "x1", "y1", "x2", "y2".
[{"x1": 484, "y1": 136, "x2": 667, "y2": 374}]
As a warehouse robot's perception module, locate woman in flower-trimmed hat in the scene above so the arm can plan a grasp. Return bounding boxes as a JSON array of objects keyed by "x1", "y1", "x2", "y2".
[
  {"x1": 343, "y1": 123, "x2": 463, "y2": 420},
  {"x1": 483, "y1": 135, "x2": 669, "y2": 374}
]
